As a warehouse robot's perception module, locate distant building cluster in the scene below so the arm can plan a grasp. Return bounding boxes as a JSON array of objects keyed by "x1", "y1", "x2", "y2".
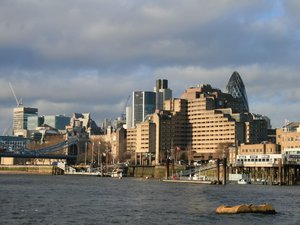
[
  {"x1": 123, "y1": 72, "x2": 272, "y2": 165},
  {"x1": 3, "y1": 71, "x2": 300, "y2": 169}
]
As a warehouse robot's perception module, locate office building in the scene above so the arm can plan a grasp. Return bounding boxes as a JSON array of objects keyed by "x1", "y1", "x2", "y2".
[
  {"x1": 132, "y1": 91, "x2": 156, "y2": 126},
  {"x1": 27, "y1": 115, "x2": 70, "y2": 131},
  {"x1": 180, "y1": 84, "x2": 268, "y2": 160},
  {"x1": 125, "y1": 75, "x2": 269, "y2": 164},
  {"x1": 226, "y1": 71, "x2": 249, "y2": 112},
  {"x1": 154, "y1": 79, "x2": 172, "y2": 110},
  {"x1": 44, "y1": 115, "x2": 71, "y2": 130},
  {"x1": 13, "y1": 107, "x2": 38, "y2": 136},
  {"x1": 125, "y1": 106, "x2": 133, "y2": 129},
  {"x1": 276, "y1": 122, "x2": 300, "y2": 150},
  {"x1": 27, "y1": 116, "x2": 44, "y2": 130}
]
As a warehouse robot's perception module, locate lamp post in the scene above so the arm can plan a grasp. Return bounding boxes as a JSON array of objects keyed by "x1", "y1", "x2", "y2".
[
  {"x1": 104, "y1": 145, "x2": 110, "y2": 176},
  {"x1": 222, "y1": 149, "x2": 227, "y2": 185},
  {"x1": 98, "y1": 142, "x2": 100, "y2": 167},
  {"x1": 165, "y1": 150, "x2": 170, "y2": 179},
  {"x1": 106, "y1": 148, "x2": 109, "y2": 176},
  {"x1": 171, "y1": 148, "x2": 175, "y2": 177},
  {"x1": 85, "y1": 140, "x2": 87, "y2": 166},
  {"x1": 92, "y1": 142, "x2": 94, "y2": 166}
]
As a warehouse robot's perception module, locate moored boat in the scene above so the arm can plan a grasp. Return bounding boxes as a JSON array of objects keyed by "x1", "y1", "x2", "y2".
[{"x1": 237, "y1": 178, "x2": 251, "y2": 184}]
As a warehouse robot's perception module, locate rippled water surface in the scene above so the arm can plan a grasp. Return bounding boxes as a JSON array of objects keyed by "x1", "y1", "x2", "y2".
[{"x1": 0, "y1": 174, "x2": 299, "y2": 225}]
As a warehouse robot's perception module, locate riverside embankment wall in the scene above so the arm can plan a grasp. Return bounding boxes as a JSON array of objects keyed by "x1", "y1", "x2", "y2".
[
  {"x1": 0, "y1": 165, "x2": 187, "y2": 178},
  {"x1": 0, "y1": 165, "x2": 53, "y2": 174},
  {"x1": 128, "y1": 165, "x2": 186, "y2": 179}
]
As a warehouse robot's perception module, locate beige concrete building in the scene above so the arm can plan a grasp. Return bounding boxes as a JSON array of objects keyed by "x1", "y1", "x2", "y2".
[
  {"x1": 153, "y1": 98, "x2": 188, "y2": 164},
  {"x1": 127, "y1": 127, "x2": 137, "y2": 154},
  {"x1": 276, "y1": 122, "x2": 300, "y2": 150},
  {"x1": 126, "y1": 83, "x2": 269, "y2": 165},
  {"x1": 239, "y1": 142, "x2": 280, "y2": 155},
  {"x1": 234, "y1": 142, "x2": 281, "y2": 169},
  {"x1": 97, "y1": 127, "x2": 127, "y2": 163},
  {"x1": 180, "y1": 84, "x2": 265, "y2": 160},
  {"x1": 129, "y1": 120, "x2": 156, "y2": 165}
]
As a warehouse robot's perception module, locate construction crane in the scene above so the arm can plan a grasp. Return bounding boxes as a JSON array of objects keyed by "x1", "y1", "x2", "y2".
[
  {"x1": 9, "y1": 82, "x2": 23, "y2": 107},
  {"x1": 121, "y1": 94, "x2": 131, "y2": 120}
]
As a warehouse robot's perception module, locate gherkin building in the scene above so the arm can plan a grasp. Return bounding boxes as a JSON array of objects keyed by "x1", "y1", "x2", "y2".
[{"x1": 226, "y1": 71, "x2": 249, "y2": 112}]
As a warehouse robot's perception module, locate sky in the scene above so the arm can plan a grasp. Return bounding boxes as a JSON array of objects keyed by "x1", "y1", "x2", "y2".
[{"x1": 1, "y1": 0, "x2": 300, "y2": 134}]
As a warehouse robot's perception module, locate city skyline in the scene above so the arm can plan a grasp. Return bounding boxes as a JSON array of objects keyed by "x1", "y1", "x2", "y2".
[{"x1": 1, "y1": 1, "x2": 300, "y2": 132}]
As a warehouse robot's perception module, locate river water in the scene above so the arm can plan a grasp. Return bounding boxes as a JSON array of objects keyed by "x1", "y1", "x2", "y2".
[{"x1": 0, "y1": 174, "x2": 299, "y2": 225}]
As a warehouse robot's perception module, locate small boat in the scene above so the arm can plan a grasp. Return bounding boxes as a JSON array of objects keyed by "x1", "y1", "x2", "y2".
[
  {"x1": 111, "y1": 168, "x2": 123, "y2": 178},
  {"x1": 237, "y1": 178, "x2": 251, "y2": 184},
  {"x1": 216, "y1": 204, "x2": 276, "y2": 214}
]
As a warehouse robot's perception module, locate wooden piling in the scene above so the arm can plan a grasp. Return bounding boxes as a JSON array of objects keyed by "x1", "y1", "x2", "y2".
[{"x1": 216, "y1": 158, "x2": 220, "y2": 184}]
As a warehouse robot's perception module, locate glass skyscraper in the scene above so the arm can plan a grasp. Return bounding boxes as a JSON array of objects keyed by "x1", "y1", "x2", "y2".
[
  {"x1": 132, "y1": 91, "x2": 156, "y2": 126},
  {"x1": 226, "y1": 71, "x2": 249, "y2": 112}
]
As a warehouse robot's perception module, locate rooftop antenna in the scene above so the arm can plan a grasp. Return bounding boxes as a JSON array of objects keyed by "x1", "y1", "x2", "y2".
[{"x1": 9, "y1": 82, "x2": 23, "y2": 107}]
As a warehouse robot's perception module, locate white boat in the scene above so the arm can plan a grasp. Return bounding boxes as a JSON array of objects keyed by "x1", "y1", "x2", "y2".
[
  {"x1": 111, "y1": 168, "x2": 123, "y2": 178},
  {"x1": 237, "y1": 178, "x2": 251, "y2": 184},
  {"x1": 192, "y1": 173, "x2": 208, "y2": 181}
]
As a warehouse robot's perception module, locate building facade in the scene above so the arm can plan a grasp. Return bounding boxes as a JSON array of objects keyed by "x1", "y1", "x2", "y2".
[
  {"x1": 125, "y1": 75, "x2": 269, "y2": 165},
  {"x1": 226, "y1": 71, "x2": 249, "y2": 112},
  {"x1": 154, "y1": 79, "x2": 172, "y2": 110},
  {"x1": 132, "y1": 91, "x2": 156, "y2": 127},
  {"x1": 44, "y1": 115, "x2": 71, "y2": 130},
  {"x1": 13, "y1": 107, "x2": 38, "y2": 136},
  {"x1": 276, "y1": 122, "x2": 300, "y2": 150},
  {"x1": 27, "y1": 116, "x2": 44, "y2": 130}
]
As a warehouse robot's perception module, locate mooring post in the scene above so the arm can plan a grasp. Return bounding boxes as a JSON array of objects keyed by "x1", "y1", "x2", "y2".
[
  {"x1": 216, "y1": 158, "x2": 220, "y2": 184},
  {"x1": 165, "y1": 158, "x2": 169, "y2": 179},
  {"x1": 222, "y1": 158, "x2": 227, "y2": 185},
  {"x1": 278, "y1": 159, "x2": 282, "y2": 185}
]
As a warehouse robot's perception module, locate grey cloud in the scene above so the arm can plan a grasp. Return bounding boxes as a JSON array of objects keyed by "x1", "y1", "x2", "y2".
[
  {"x1": 1, "y1": 0, "x2": 290, "y2": 69},
  {"x1": 1, "y1": 0, "x2": 300, "y2": 132}
]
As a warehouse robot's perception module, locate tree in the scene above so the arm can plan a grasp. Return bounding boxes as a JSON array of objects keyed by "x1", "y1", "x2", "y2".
[{"x1": 215, "y1": 142, "x2": 232, "y2": 159}]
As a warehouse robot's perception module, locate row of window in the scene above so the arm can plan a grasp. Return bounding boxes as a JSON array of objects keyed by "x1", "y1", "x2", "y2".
[
  {"x1": 241, "y1": 149, "x2": 273, "y2": 153},
  {"x1": 237, "y1": 158, "x2": 275, "y2": 163},
  {"x1": 193, "y1": 129, "x2": 234, "y2": 133},
  {"x1": 284, "y1": 146, "x2": 300, "y2": 149},
  {"x1": 284, "y1": 137, "x2": 300, "y2": 141}
]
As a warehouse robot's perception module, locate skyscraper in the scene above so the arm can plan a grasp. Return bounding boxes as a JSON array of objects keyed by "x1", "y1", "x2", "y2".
[
  {"x1": 132, "y1": 91, "x2": 156, "y2": 126},
  {"x1": 154, "y1": 79, "x2": 172, "y2": 110},
  {"x1": 226, "y1": 71, "x2": 249, "y2": 112}
]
